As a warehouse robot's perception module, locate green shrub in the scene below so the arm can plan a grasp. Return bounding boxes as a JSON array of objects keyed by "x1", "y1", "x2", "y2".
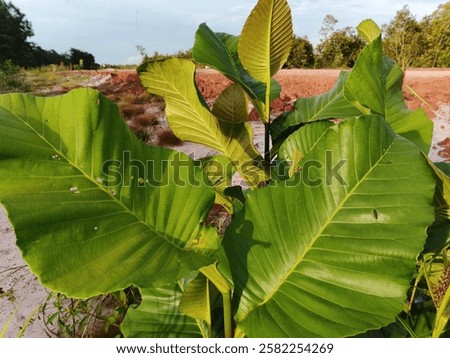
[
  {"x1": 0, "y1": 60, "x2": 29, "y2": 93},
  {"x1": 284, "y1": 35, "x2": 315, "y2": 68}
]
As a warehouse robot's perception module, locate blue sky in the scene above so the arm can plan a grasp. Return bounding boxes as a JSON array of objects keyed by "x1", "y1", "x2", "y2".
[{"x1": 12, "y1": 0, "x2": 444, "y2": 65}]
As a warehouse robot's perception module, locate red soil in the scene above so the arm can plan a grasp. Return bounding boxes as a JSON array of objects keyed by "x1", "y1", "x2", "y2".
[
  {"x1": 195, "y1": 68, "x2": 450, "y2": 118},
  {"x1": 89, "y1": 68, "x2": 450, "y2": 159}
]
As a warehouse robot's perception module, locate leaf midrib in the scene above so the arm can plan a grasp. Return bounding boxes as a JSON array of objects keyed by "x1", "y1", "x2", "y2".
[
  {"x1": 146, "y1": 67, "x2": 226, "y2": 154},
  {"x1": 307, "y1": 88, "x2": 344, "y2": 121},
  {"x1": 264, "y1": 1, "x2": 275, "y2": 119}
]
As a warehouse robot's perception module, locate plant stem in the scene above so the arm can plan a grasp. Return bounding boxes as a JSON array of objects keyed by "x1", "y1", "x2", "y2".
[
  {"x1": 396, "y1": 315, "x2": 417, "y2": 338},
  {"x1": 222, "y1": 290, "x2": 233, "y2": 338},
  {"x1": 408, "y1": 262, "x2": 424, "y2": 312},
  {"x1": 264, "y1": 122, "x2": 271, "y2": 163},
  {"x1": 200, "y1": 265, "x2": 233, "y2": 338}
]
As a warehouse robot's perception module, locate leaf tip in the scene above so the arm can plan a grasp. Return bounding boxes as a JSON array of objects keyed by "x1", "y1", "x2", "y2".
[{"x1": 357, "y1": 19, "x2": 382, "y2": 42}]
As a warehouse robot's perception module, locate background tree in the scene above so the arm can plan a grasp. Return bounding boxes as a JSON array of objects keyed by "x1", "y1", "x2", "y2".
[
  {"x1": 418, "y1": 2, "x2": 450, "y2": 67},
  {"x1": 0, "y1": 0, "x2": 33, "y2": 66},
  {"x1": 69, "y1": 48, "x2": 99, "y2": 70},
  {"x1": 315, "y1": 16, "x2": 364, "y2": 68},
  {"x1": 284, "y1": 35, "x2": 314, "y2": 68},
  {"x1": 319, "y1": 14, "x2": 338, "y2": 39},
  {"x1": 383, "y1": 5, "x2": 425, "y2": 69},
  {"x1": 25, "y1": 45, "x2": 68, "y2": 68},
  {"x1": 1, "y1": 1, "x2": 98, "y2": 68}
]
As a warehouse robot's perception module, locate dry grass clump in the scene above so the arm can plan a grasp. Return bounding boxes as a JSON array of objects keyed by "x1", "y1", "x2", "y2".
[
  {"x1": 120, "y1": 104, "x2": 144, "y2": 118},
  {"x1": 134, "y1": 113, "x2": 158, "y2": 127},
  {"x1": 120, "y1": 104, "x2": 161, "y2": 144},
  {"x1": 156, "y1": 129, "x2": 183, "y2": 147}
]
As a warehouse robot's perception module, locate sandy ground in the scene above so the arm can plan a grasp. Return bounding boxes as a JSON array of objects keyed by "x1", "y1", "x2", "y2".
[
  {"x1": 0, "y1": 207, "x2": 49, "y2": 337},
  {"x1": 1, "y1": 68, "x2": 449, "y2": 337}
]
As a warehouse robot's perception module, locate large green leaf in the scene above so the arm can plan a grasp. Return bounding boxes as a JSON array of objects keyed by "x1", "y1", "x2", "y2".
[
  {"x1": 179, "y1": 270, "x2": 222, "y2": 333},
  {"x1": 212, "y1": 84, "x2": 248, "y2": 123},
  {"x1": 122, "y1": 272, "x2": 225, "y2": 338},
  {"x1": 179, "y1": 273, "x2": 212, "y2": 325},
  {"x1": 121, "y1": 284, "x2": 206, "y2": 338},
  {"x1": 344, "y1": 37, "x2": 384, "y2": 114},
  {"x1": 223, "y1": 115, "x2": 436, "y2": 337},
  {"x1": 383, "y1": 59, "x2": 433, "y2": 153},
  {"x1": 0, "y1": 89, "x2": 215, "y2": 297},
  {"x1": 138, "y1": 58, "x2": 269, "y2": 187},
  {"x1": 344, "y1": 29, "x2": 433, "y2": 153},
  {"x1": 193, "y1": 24, "x2": 237, "y2": 76},
  {"x1": 193, "y1": 24, "x2": 264, "y2": 102},
  {"x1": 271, "y1": 71, "x2": 363, "y2": 141},
  {"x1": 239, "y1": 0, "x2": 292, "y2": 82},
  {"x1": 357, "y1": 19, "x2": 382, "y2": 42},
  {"x1": 192, "y1": 23, "x2": 280, "y2": 120},
  {"x1": 238, "y1": 0, "x2": 292, "y2": 121}
]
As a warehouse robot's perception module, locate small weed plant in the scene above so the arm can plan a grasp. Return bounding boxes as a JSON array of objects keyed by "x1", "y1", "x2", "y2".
[
  {"x1": 0, "y1": 0, "x2": 448, "y2": 337},
  {"x1": 41, "y1": 289, "x2": 139, "y2": 337}
]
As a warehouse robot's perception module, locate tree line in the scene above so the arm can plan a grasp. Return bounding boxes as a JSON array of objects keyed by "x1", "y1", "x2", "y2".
[
  {"x1": 0, "y1": 0, "x2": 99, "y2": 69},
  {"x1": 286, "y1": 2, "x2": 450, "y2": 69},
  {"x1": 139, "y1": 2, "x2": 449, "y2": 70},
  {"x1": 1, "y1": 0, "x2": 449, "y2": 70}
]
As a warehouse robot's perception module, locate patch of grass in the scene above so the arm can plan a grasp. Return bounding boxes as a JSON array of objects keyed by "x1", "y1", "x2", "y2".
[
  {"x1": 24, "y1": 65, "x2": 95, "y2": 95},
  {"x1": 0, "y1": 60, "x2": 30, "y2": 93}
]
